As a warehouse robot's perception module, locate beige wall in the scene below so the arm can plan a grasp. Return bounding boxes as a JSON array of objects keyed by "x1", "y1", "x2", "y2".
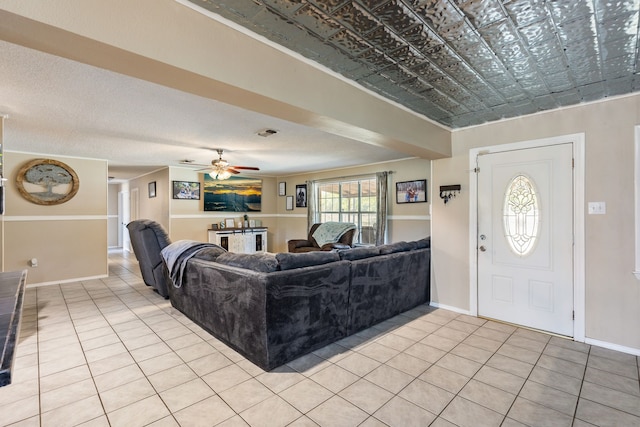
[
  {"x1": 166, "y1": 167, "x2": 278, "y2": 249},
  {"x1": 272, "y1": 158, "x2": 432, "y2": 253},
  {"x1": 433, "y1": 94, "x2": 640, "y2": 351},
  {"x1": 130, "y1": 159, "x2": 431, "y2": 254},
  {"x1": 4, "y1": 151, "x2": 108, "y2": 284},
  {"x1": 127, "y1": 167, "x2": 280, "y2": 249},
  {"x1": 128, "y1": 169, "x2": 171, "y2": 231}
]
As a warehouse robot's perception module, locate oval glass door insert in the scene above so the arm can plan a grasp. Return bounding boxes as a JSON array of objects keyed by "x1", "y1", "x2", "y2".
[{"x1": 503, "y1": 174, "x2": 540, "y2": 256}]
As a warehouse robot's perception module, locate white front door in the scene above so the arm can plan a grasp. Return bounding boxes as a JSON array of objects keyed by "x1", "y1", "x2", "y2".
[{"x1": 477, "y1": 143, "x2": 574, "y2": 336}]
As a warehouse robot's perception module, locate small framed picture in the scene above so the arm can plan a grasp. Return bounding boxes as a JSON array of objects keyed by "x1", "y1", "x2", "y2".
[
  {"x1": 249, "y1": 219, "x2": 256, "y2": 227},
  {"x1": 286, "y1": 196, "x2": 294, "y2": 211},
  {"x1": 172, "y1": 181, "x2": 200, "y2": 200},
  {"x1": 148, "y1": 181, "x2": 156, "y2": 198},
  {"x1": 295, "y1": 184, "x2": 307, "y2": 208},
  {"x1": 211, "y1": 223, "x2": 218, "y2": 230},
  {"x1": 396, "y1": 179, "x2": 427, "y2": 204},
  {"x1": 225, "y1": 218, "x2": 236, "y2": 229},
  {"x1": 278, "y1": 182, "x2": 286, "y2": 196}
]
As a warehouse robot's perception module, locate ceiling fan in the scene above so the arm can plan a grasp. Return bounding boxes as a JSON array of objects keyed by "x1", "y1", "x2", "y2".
[{"x1": 183, "y1": 149, "x2": 259, "y2": 180}]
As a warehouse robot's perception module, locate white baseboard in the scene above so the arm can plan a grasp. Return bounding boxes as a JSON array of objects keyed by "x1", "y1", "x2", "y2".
[
  {"x1": 429, "y1": 302, "x2": 471, "y2": 315},
  {"x1": 430, "y1": 303, "x2": 640, "y2": 357},
  {"x1": 26, "y1": 274, "x2": 108, "y2": 288},
  {"x1": 585, "y1": 337, "x2": 640, "y2": 357}
]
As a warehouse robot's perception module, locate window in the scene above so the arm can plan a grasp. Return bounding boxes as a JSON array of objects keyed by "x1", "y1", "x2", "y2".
[
  {"x1": 317, "y1": 176, "x2": 377, "y2": 245},
  {"x1": 503, "y1": 174, "x2": 539, "y2": 256}
]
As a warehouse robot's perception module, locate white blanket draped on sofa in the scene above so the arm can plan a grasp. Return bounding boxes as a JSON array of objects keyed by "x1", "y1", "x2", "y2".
[{"x1": 312, "y1": 222, "x2": 356, "y2": 247}]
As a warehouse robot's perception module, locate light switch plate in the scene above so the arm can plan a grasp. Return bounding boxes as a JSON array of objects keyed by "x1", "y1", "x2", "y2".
[{"x1": 588, "y1": 202, "x2": 606, "y2": 215}]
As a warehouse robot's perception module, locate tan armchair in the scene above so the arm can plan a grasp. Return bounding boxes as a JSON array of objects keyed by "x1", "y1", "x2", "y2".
[{"x1": 288, "y1": 223, "x2": 356, "y2": 253}]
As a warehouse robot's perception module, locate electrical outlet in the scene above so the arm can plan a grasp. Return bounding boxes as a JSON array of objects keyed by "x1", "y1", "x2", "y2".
[{"x1": 588, "y1": 202, "x2": 606, "y2": 215}]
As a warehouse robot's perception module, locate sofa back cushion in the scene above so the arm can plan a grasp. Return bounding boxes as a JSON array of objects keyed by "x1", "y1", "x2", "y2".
[
  {"x1": 378, "y1": 241, "x2": 416, "y2": 254},
  {"x1": 338, "y1": 246, "x2": 380, "y2": 261},
  {"x1": 415, "y1": 237, "x2": 431, "y2": 249},
  {"x1": 216, "y1": 252, "x2": 278, "y2": 273},
  {"x1": 193, "y1": 245, "x2": 227, "y2": 262},
  {"x1": 276, "y1": 251, "x2": 340, "y2": 271}
]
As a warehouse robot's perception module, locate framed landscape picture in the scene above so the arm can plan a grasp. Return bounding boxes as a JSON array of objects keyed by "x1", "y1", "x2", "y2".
[
  {"x1": 203, "y1": 175, "x2": 262, "y2": 212},
  {"x1": 396, "y1": 179, "x2": 427, "y2": 204},
  {"x1": 172, "y1": 181, "x2": 200, "y2": 200}
]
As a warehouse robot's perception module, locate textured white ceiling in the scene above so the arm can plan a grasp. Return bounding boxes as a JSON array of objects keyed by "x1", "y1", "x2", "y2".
[{"x1": 0, "y1": 40, "x2": 412, "y2": 180}]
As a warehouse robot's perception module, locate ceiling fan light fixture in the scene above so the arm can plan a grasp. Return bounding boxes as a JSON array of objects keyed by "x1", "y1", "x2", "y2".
[
  {"x1": 213, "y1": 158, "x2": 229, "y2": 168},
  {"x1": 209, "y1": 169, "x2": 232, "y2": 180},
  {"x1": 206, "y1": 149, "x2": 258, "y2": 179}
]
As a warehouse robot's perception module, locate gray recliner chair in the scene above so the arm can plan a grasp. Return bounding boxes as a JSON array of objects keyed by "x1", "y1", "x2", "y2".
[{"x1": 127, "y1": 219, "x2": 171, "y2": 298}]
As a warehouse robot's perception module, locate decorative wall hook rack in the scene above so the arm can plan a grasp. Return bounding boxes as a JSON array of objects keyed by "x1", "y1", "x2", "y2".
[{"x1": 440, "y1": 185, "x2": 461, "y2": 204}]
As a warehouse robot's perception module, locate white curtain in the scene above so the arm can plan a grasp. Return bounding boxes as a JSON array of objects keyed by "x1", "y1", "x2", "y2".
[{"x1": 375, "y1": 171, "x2": 388, "y2": 245}]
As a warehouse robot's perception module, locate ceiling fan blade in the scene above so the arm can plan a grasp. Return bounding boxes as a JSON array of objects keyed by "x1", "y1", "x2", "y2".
[
  {"x1": 179, "y1": 162, "x2": 210, "y2": 168},
  {"x1": 231, "y1": 166, "x2": 260, "y2": 170},
  {"x1": 228, "y1": 168, "x2": 241, "y2": 174}
]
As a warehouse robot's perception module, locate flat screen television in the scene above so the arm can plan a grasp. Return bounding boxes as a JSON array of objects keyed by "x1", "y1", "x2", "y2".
[{"x1": 203, "y1": 175, "x2": 262, "y2": 212}]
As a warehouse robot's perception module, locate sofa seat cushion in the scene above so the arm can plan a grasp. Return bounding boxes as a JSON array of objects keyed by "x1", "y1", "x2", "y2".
[
  {"x1": 276, "y1": 251, "x2": 340, "y2": 271},
  {"x1": 216, "y1": 252, "x2": 278, "y2": 273},
  {"x1": 338, "y1": 246, "x2": 380, "y2": 261}
]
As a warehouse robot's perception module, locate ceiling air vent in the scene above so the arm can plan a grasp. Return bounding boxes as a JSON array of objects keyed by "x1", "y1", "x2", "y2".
[{"x1": 257, "y1": 129, "x2": 277, "y2": 137}]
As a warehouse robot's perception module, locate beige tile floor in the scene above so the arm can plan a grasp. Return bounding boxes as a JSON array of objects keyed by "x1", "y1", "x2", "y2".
[{"x1": 1, "y1": 250, "x2": 639, "y2": 427}]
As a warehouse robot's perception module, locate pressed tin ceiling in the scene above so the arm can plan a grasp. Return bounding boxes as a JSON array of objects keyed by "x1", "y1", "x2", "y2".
[{"x1": 187, "y1": 0, "x2": 640, "y2": 128}]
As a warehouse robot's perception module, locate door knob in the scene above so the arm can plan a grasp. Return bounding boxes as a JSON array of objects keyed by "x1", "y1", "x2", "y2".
[{"x1": 479, "y1": 245, "x2": 486, "y2": 252}]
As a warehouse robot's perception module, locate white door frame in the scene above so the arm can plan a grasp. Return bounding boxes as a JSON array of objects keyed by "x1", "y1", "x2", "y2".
[
  {"x1": 119, "y1": 190, "x2": 130, "y2": 251},
  {"x1": 469, "y1": 133, "x2": 585, "y2": 342}
]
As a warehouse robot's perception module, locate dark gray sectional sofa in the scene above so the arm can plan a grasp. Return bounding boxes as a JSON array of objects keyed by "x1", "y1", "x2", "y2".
[{"x1": 166, "y1": 238, "x2": 431, "y2": 371}]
